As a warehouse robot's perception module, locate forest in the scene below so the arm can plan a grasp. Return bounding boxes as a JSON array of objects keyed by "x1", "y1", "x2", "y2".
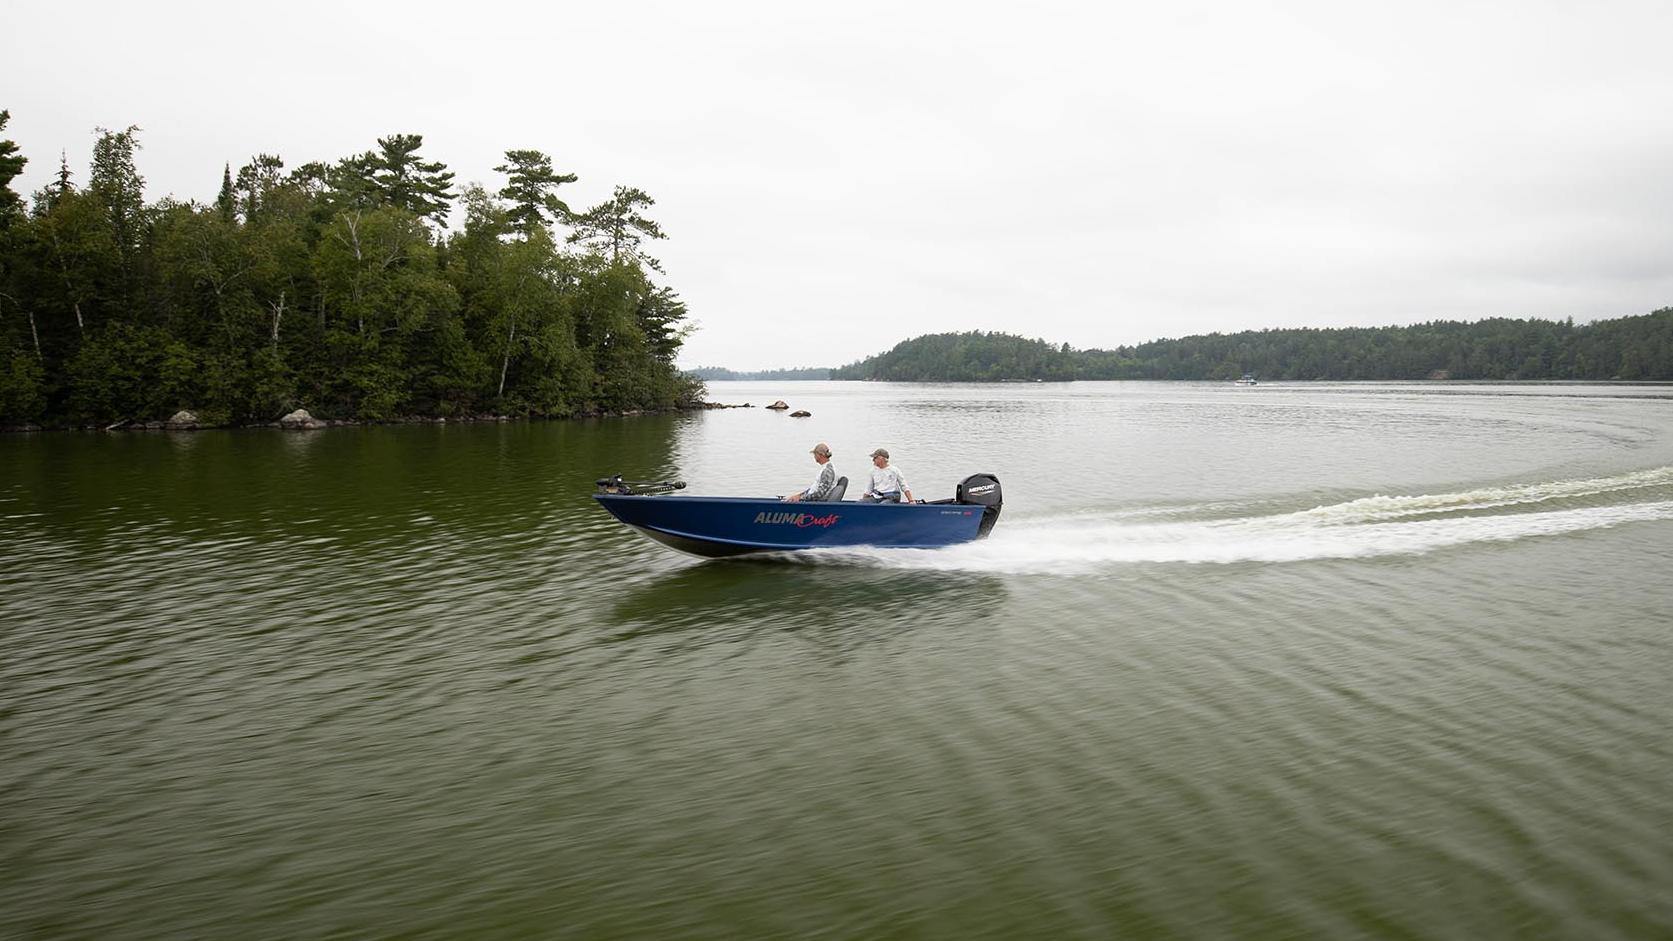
[
  {"x1": 831, "y1": 311, "x2": 1673, "y2": 382},
  {"x1": 0, "y1": 113, "x2": 703, "y2": 427}
]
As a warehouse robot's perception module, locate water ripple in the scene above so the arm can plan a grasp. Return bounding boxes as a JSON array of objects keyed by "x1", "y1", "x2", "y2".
[{"x1": 4, "y1": 389, "x2": 1673, "y2": 938}]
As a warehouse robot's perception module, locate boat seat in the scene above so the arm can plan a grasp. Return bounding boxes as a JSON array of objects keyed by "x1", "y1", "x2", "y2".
[{"x1": 825, "y1": 476, "x2": 848, "y2": 501}]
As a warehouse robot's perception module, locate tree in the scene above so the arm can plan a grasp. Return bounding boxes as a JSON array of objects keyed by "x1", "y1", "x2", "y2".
[
  {"x1": 151, "y1": 203, "x2": 257, "y2": 346},
  {"x1": 50, "y1": 151, "x2": 74, "y2": 205},
  {"x1": 567, "y1": 185, "x2": 667, "y2": 272},
  {"x1": 89, "y1": 125, "x2": 146, "y2": 258},
  {"x1": 233, "y1": 153, "x2": 286, "y2": 222},
  {"x1": 371, "y1": 134, "x2": 455, "y2": 225},
  {"x1": 242, "y1": 192, "x2": 311, "y2": 351},
  {"x1": 636, "y1": 285, "x2": 689, "y2": 366},
  {"x1": 216, "y1": 164, "x2": 235, "y2": 223},
  {"x1": 30, "y1": 186, "x2": 116, "y2": 339},
  {"x1": 313, "y1": 207, "x2": 435, "y2": 336},
  {"x1": 495, "y1": 149, "x2": 578, "y2": 235},
  {"x1": 0, "y1": 347, "x2": 45, "y2": 422},
  {"x1": 287, "y1": 161, "x2": 330, "y2": 199},
  {"x1": 0, "y1": 111, "x2": 26, "y2": 224},
  {"x1": 325, "y1": 151, "x2": 382, "y2": 211},
  {"x1": 489, "y1": 227, "x2": 570, "y2": 400},
  {"x1": 310, "y1": 204, "x2": 458, "y2": 418},
  {"x1": 572, "y1": 257, "x2": 654, "y2": 410},
  {"x1": 0, "y1": 111, "x2": 37, "y2": 364}
]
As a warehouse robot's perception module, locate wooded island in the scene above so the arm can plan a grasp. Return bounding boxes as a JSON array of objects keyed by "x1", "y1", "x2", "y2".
[
  {"x1": 830, "y1": 313, "x2": 1673, "y2": 383},
  {"x1": 0, "y1": 115, "x2": 701, "y2": 428}
]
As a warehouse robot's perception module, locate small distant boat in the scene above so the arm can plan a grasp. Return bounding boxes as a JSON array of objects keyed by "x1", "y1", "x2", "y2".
[
  {"x1": 592, "y1": 474, "x2": 1003, "y2": 558},
  {"x1": 1233, "y1": 373, "x2": 1258, "y2": 386}
]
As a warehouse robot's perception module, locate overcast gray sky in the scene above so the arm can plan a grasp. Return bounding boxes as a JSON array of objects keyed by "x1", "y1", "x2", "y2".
[{"x1": 8, "y1": 0, "x2": 1673, "y2": 369}]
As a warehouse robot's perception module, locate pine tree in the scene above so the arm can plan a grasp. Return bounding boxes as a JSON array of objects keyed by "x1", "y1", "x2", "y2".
[
  {"x1": 50, "y1": 151, "x2": 74, "y2": 203},
  {"x1": 0, "y1": 111, "x2": 26, "y2": 223},
  {"x1": 326, "y1": 152, "x2": 381, "y2": 209},
  {"x1": 494, "y1": 149, "x2": 577, "y2": 235},
  {"x1": 636, "y1": 286, "x2": 689, "y2": 365},
  {"x1": 371, "y1": 134, "x2": 455, "y2": 225},
  {"x1": 216, "y1": 163, "x2": 236, "y2": 223},
  {"x1": 567, "y1": 186, "x2": 667, "y2": 272}
]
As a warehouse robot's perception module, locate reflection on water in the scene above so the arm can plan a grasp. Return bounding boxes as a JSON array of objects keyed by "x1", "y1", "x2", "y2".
[
  {"x1": 4, "y1": 383, "x2": 1673, "y2": 939},
  {"x1": 607, "y1": 563, "x2": 1007, "y2": 653}
]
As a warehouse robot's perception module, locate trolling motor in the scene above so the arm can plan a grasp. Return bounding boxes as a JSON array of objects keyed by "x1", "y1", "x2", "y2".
[{"x1": 596, "y1": 475, "x2": 687, "y2": 496}]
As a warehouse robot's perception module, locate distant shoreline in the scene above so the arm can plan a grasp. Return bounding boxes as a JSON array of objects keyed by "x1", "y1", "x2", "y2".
[
  {"x1": 731, "y1": 314, "x2": 1673, "y2": 384},
  {"x1": 698, "y1": 377, "x2": 1673, "y2": 385}
]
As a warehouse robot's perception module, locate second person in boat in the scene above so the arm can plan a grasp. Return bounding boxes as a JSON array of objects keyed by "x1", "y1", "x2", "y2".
[{"x1": 863, "y1": 448, "x2": 914, "y2": 503}]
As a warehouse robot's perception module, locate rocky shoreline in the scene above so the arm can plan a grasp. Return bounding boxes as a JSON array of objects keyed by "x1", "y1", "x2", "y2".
[{"x1": 2, "y1": 400, "x2": 757, "y2": 434}]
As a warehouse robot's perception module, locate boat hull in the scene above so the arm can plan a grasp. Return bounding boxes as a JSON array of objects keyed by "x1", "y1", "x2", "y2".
[{"x1": 593, "y1": 494, "x2": 990, "y2": 557}]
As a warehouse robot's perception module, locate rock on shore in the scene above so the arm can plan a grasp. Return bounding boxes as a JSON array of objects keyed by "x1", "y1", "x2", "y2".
[{"x1": 279, "y1": 409, "x2": 330, "y2": 430}]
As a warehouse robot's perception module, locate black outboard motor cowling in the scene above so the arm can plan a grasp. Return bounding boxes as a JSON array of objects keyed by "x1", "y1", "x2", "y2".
[{"x1": 955, "y1": 473, "x2": 1003, "y2": 538}]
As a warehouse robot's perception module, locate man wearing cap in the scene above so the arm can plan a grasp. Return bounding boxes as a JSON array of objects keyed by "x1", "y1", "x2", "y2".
[
  {"x1": 863, "y1": 448, "x2": 914, "y2": 503},
  {"x1": 783, "y1": 442, "x2": 838, "y2": 502}
]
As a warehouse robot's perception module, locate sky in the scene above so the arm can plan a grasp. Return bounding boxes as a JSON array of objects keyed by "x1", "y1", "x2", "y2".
[{"x1": 7, "y1": 0, "x2": 1673, "y2": 370}]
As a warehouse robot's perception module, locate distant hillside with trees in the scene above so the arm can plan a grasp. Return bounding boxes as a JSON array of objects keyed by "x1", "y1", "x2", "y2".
[
  {"x1": 833, "y1": 333, "x2": 1079, "y2": 382},
  {"x1": 0, "y1": 113, "x2": 702, "y2": 427},
  {"x1": 832, "y1": 310, "x2": 1673, "y2": 382},
  {"x1": 686, "y1": 366, "x2": 830, "y2": 381}
]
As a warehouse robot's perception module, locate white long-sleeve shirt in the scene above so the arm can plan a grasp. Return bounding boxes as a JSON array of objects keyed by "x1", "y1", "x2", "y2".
[{"x1": 867, "y1": 464, "x2": 910, "y2": 498}]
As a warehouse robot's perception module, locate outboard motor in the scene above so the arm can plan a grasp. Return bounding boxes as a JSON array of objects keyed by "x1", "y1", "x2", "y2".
[{"x1": 955, "y1": 473, "x2": 1003, "y2": 538}]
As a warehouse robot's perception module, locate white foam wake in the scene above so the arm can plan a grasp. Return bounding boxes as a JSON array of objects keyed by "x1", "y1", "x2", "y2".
[
  {"x1": 811, "y1": 467, "x2": 1673, "y2": 574},
  {"x1": 1287, "y1": 465, "x2": 1673, "y2": 526}
]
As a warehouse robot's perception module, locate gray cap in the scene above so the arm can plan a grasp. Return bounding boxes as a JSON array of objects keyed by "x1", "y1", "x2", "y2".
[
  {"x1": 870, "y1": 448, "x2": 889, "y2": 459},
  {"x1": 811, "y1": 442, "x2": 832, "y2": 456}
]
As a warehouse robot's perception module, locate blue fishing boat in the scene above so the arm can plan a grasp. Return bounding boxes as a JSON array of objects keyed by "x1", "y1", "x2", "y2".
[{"x1": 593, "y1": 474, "x2": 1003, "y2": 557}]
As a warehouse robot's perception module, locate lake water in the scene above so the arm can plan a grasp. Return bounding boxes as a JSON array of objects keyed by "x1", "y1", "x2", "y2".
[{"x1": 4, "y1": 381, "x2": 1672, "y2": 939}]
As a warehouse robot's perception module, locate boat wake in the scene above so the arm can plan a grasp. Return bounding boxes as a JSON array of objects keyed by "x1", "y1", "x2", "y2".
[{"x1": 806, "y1": 466, "x2": 1673, "y2": 574}]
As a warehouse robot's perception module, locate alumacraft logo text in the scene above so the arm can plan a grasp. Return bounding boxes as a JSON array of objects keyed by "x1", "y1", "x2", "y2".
[{"x1": 753, "y1": 511, "x2": 841, "y2": 528}]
